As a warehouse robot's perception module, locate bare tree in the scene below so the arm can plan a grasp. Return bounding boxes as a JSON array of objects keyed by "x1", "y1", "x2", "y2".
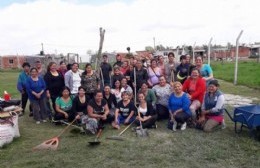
[{"x1": 95, "y1": 27, "x2": 105, "y2": 74}]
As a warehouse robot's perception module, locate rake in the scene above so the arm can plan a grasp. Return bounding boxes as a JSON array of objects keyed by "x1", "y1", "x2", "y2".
[
  {"x1": 106, "y1": 119, "x2": 136, "y2": 141},
  {"x1": 32, "y1": 118, "x2": 77, "y2": 151}
]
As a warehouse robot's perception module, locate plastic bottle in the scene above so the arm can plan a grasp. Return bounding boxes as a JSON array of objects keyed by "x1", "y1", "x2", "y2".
[{"x1": 4, "y1": 91, "x2": 11, "y2": 101}]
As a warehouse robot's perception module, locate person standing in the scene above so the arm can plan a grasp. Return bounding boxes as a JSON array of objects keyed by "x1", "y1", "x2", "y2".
[
  {"x1": 26, "y1": 68, "x2": 48, "y2": 124},
  {"x1": 17, "y1": 62, "x2": 32, "y2": 116},
  {"x1": 58, "y1": 61, "x2": 67, "y2": 77},
  {"x1": 195, "y1": 56, "x2": 214, "y2": 86},
  {"x1": 147, "y1": 59, "x2": 161, "y2": 88},
  {"x1": 64, "y1": 63, "x2": 82, "y2": 96},
  {"x1": 165, "y1": 52, "x2": 179, "y2": 84},
  {"x1": 130, "y1": 60, "x2": 148, "y2": 92},
  {"x1": 44, "y1": 62, "x2": 65, "y2": 115},
  {"x1": 100, "y1": 55, "x2": 112, "y2": 87},
  {"x1": 113, "y1": 54, "x2": 123, "y2": 67},
  {"x1": 81, "y1": 63, "x2": 100, "y2": 99}
]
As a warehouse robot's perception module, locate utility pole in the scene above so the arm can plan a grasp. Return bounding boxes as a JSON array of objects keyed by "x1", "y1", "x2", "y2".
[
  {"x1": 208, "y1": 37, "x2": 213, "y2": 65},
  {"x1": 153, "y1": 37, "x2": 155, "y2": 50},
  {"x1": 192, "y1": 42, "x2": 196, "y2": 64},
  {"x1": 234, "y1": 30, "x2": 243, "y2": 85}
]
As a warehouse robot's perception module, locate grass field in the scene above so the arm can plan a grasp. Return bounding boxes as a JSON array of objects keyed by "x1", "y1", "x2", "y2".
[
  {"x1": 211, "y1": 61, "x2": 260, "y2": 89},
  {"x1": 0, "y1": 69, "x2": 260, "y2": 168}
]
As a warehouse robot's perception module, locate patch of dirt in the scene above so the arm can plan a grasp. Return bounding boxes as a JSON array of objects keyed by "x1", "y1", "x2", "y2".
[{"x1": 224, "y1": 93, "x2": 259, "y2": 107}]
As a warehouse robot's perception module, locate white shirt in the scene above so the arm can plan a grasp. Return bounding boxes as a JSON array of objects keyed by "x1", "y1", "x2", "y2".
[{"x1": 71, "y1": 72, "x2": 81, "y2": 94}]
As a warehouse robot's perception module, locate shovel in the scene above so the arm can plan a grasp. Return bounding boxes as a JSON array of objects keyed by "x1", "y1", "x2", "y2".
[
  {"x1": 136, "y1": 109, "x2": 149, "y2": 138},
  {"x1": 88, "y1": 129, "x2": 102, "y2": 146}
]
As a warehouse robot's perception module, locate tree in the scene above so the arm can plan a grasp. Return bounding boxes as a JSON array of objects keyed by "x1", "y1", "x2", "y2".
[
  {"x1": 95, "y1": 27, "x2": 105, "y2": 73},
  {"x1": 145, "y1": 46, "x2": 154, "y2": 52}
]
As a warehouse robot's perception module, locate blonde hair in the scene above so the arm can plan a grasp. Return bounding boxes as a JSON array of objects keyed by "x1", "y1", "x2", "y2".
[{"x1": 172, "y1": 81, "x2": 182, "y2": 88}]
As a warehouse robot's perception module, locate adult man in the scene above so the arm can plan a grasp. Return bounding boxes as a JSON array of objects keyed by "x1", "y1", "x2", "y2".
[
  {"x1": 100, "y1": 55, "x2": 112, "y2": 87},
  {"x1": 17, "y1": 62, "x2": 32, "y2": 116},
  {"x1": 113, "y1": 54, "x2": 123, "y2": 67}
]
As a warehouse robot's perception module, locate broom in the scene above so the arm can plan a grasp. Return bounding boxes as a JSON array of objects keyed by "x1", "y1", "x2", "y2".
[{"x1": 32, "y1": 118, "x2": 77, "y2": 151}]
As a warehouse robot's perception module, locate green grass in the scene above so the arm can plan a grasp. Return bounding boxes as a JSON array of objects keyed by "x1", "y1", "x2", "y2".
[
  {"x1": 211, "y1": 61, "x2": 260, "y2": 89},
  {"x1": 0, "y1": 71, "x2": 260, "y2": 168}
]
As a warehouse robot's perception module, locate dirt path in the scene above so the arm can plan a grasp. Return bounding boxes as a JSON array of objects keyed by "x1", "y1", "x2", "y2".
[{"x1": 224, "y1": 93, "x2": 259, "y2": 107}]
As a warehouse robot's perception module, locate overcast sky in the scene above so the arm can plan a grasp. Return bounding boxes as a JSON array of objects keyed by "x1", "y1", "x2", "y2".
[{"x1": 0, "y1": 0, "x2": 259, "y2": 59}]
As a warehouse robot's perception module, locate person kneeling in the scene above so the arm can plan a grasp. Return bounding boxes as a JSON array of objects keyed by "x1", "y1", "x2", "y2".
[
  {"x1": 112, "y1": 91, "x2": 136, "y2": 129},
  {"x1": 197, "y1": 80, "x2": 225, "y2": 132},
  {"x1": 87, "y1": 90, "x2": 113, "y2": 134},
  {"x1": 168, "y1": 82, "x2": 192, "y2": 131},
  {"x1": 135, "y1": 92, "x2": 157, "y2": 130}
]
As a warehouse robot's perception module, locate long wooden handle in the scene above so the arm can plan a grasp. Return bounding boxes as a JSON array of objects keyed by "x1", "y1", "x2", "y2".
[
  {"x1": 118, "y1": 119, "x2": 136, "y2": 136},
  {"x1": 57, "y1": 118, "x2": 77, "y2": 138}
]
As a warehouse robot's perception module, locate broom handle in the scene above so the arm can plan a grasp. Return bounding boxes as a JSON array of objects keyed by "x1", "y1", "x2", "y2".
[
  {"x1": 118, "y1": 119, "x2": 136, "y2": 136},
  {"x1": 100, "y1": 67, "x2": 105, "y2": 87},
  {"x1": 57, "y1": 118, "x2": 77, "y2": 138}
]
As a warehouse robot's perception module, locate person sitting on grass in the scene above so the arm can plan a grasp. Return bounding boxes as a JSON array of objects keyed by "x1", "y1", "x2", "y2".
[
  {"x1": 168, "y1": 82, "x2": 191, "y2": 131},
  {"x1": 103, "y1": 85, "x2": 117, "y2": 116},
  {"x1": 87, "y1": 90, "x2": 113, "y2": 132},
  {"x1": 197, "y1": 80, "x2": 225, "y2": 132},
  {"x1": 112, "y1": 91, "x2": 136, "y2": 129},
  {"x1": 54, "y1": 86, "x2": 74, "y2": 122},
  {"x1": 134, "y1": 92, "x2": 157, "y2": 130}
]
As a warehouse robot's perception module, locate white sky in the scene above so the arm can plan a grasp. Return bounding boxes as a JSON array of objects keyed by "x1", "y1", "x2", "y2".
[{"x1": 0, "y1": 0, "x2": 259, "y2": 61}]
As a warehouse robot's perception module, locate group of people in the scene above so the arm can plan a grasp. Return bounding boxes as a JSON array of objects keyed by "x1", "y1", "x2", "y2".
[{"x1": 16, "y1": 52, "x2": 225, "y2": 134}]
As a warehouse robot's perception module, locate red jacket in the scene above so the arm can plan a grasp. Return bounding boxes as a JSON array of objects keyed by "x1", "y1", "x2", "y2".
[{"x1": 182, "y1": 77, "x2": 206, "y2": 104}]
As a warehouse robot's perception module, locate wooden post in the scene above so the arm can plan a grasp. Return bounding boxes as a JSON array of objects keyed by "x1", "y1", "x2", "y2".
[{"x1": 95, "y1": 27, "x2": 105, "y2": 75}]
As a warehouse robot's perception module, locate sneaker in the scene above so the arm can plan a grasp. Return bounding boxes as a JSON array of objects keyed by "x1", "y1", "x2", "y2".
[
  {"x1": 180, "y1": 122, "x2": 187, "y2": 131},
  {"x1": 172, "y1": 121, "x2": 177, "y2": 132},
  {"x1": 36, "y1": 121, "x2": 41, "y2": 124},
  {"x1": 42, "y1": 120, "x2": 47, "y2": 123},
  {"x1": 151, "y1": 124, "x2": 157, "y2": 129}
]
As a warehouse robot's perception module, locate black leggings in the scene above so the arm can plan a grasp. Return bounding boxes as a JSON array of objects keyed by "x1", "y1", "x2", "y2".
[
  {"x1": 156, "y1": 104, "x2": 169, "y2": 120},
  {"x1": 21, "y1": 91, "x2": 32, "y2": 113},
  {"x1": 135, "y1": 115, "x2": 157, "y2": 128},
  {"x1": 175, "y1": 112, "x2": 190, "y2": 124}
]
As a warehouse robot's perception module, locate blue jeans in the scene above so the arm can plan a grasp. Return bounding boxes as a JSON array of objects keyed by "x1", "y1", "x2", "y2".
[{"x1": 117, "y1": 114, "x2": 135, "y2": 125}]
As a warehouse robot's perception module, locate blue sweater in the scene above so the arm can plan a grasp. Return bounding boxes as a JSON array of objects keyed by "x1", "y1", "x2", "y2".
[
  {"x1": 168, "y1": 92, "x2": 191, "y2": 116},
  {"x1": 17, "y1": 71, "x2": 30, "y2": 93},
  {"x1": 26, "y1": 77, "x2": 46, "y2": 101}
]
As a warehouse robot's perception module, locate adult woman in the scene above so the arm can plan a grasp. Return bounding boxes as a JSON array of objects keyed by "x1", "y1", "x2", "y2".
[
  {"x1": 103, "y1": 85, "x2": 117, "y2": 116},
  {"x1": 73, "y1": 86, "x2": 97, "y2": 134},
  {"x1": 195, "y1": 56, "x2": 214, "y2": 85},
  {"x1": 197, "y1": 80, "x2": 225, "y2": 132},
  {"x1": 147, "y1": 59, "x2": 161, "y2": 87},
  {"x1": 112, "y1": 91, "x2": 136, "y2": 129},
  {"x1": 111, "y1": 80, "x2": 122, "y2": 103},
  {"x1": 165, "y1": 52, "x2": 179, "y2": 84},
  {"x1": 64, "y1": 63, "x2": 81, "y2": 96},
  {"x1": 120, "y1": 77, "x2": 133, "y2": 96},
  {"x1": 120, "y1": 60, "x2": 130, "y2": 76},
  {"x1": 81, "y1": 63, "x2": 100, "y2": 99},
  {"x1": 72, "y1": 86, "x2": 88, "y2": 117},
  {"x1": 17, "y1": 62, "x2": 32, "y2": 116},
  {"x1": 87, "y1": 90, "x2": 113, "y2": 131},
  {"x1": 138, "y1": 82, "x2": 156, "y2": 108},
  {"x1": 44, "y1": 62, "x2": 65, "y2": 113},
  {"x1": 135, "y1": 92, "x2": 157, "y2": 129},
  {"x1": 182, "y1": 68, "x2": 206, "y2": 121},
  {"x1": 58, "y1": 61, "x2": 67, "y2": 77},
  {"x1": 152, "y1": 76, "x2": 172, "y2": 120},
  {"x1": 168, "y1": 82, "x2": 191, "y2": 131},
  {"x1": 55, "y1": 86, "x2": 74, "y2": 122},
  {"x1": 158, "y1": 55, "x2": 165, "y2": 76},
  {"x1": 26, "y1": 68, "x2": 48, "y2": 124}
]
